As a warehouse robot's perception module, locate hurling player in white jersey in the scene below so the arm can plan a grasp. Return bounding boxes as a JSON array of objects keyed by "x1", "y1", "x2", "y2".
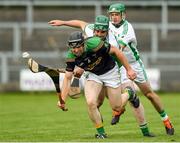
[
  {"x1": 49, "y1": 15, "x2": 155, "y2": 137},
  {"x1": 108, "y1": 3, "x2": 174, "y2": 135}
]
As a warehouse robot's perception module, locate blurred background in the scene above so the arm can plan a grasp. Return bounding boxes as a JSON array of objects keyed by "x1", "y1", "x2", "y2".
[{"x1": 0, "y1": 0, "x2": 180, "y2": 92}]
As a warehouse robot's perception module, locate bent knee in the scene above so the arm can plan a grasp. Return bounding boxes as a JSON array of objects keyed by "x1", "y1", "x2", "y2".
[{"x1": 87, "y1": 100, "x2": 97, "y2": 109}]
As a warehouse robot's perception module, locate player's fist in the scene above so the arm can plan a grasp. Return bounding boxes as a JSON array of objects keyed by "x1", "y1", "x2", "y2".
[
  {"x1": 48, "y1": 20, "x2": 64, "y2": 26},
  {"x1": 57, "y1": 101, "x2": 68, "y2": 111},
  {"x1": 73, "y1": 67, "x2": 84, "y2": 78}
]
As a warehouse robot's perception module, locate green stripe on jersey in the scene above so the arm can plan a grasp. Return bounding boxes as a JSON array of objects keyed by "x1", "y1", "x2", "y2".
[
  {"x1": 138, "y1": 59, "x2": 148, "y2": 81},
  {"x1": 128, "y1": 42, "x2": 140, "y2": 61},
  {"x1": 122, "y1": 20, "x2": 128, "y2": 35},
  {"x1": 118, "y1": 40, "x2": 127, "y2": 47}
]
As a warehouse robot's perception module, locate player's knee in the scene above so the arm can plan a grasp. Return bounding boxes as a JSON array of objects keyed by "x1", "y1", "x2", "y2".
[{"x1": 87, "y1": 100, "x2": 97, "y2": 109}]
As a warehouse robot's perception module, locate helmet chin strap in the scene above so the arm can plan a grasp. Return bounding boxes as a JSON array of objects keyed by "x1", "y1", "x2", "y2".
[
  {"x1": 112, "y1": 19, "x2": 125, "y2": 28},
  {"x1": 112, "y1": 22, "x2": 121, "y2": 28}
]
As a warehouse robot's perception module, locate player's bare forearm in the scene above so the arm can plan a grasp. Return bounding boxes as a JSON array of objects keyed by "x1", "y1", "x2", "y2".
[
  {"x1": 61, "y1": 72, "x2": 73, "y2": 101},
  {"x1": 49, "y1": 19, "x2": 87, "y2": 30},
  {"x1": 116, "y1": 52, "x2": 136, "y2": 80},
  {"x1": 64, "y1": 20, "x2": 87, "y2": 30},
  {"x1": 110, "y1": 46, "x2": 131, "y2": 70},
  {"x1": 117, "y1": 52, "x2": 131, "y2": 71},
  {"x1": 110, "y1": 46, "x2": 136, "y2": 80},
  {"x1": 57, "y1": 72, "x2": 72, "y2": 111}
]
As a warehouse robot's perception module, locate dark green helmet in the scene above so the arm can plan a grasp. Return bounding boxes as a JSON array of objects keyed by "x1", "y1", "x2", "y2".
[
  {"x1": 68, "y1": 31, "x2": 84, "y2": 48},
  {"x1": 94, "y1": 15, "x2": 109, "y2": 31},
  {"x1": 108, "y1": 3, "x2": 126, "y2": 14}
]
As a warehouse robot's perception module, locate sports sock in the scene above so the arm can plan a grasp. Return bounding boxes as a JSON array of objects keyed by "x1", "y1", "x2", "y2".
[
  {"x1": 140, "y1": 123, "x2": 150, "y2": 136},
  {"x1": 163, "y1": 118, "x2": 172, "y2": 128},
  {"x1": 96, "y1": 124, "x2": 105, "y2": 134},
  {"x1": 159, "y1": 110, "x2": 174, "y2": 130},
  {"x1": 113, "y1": 110, "x2": 120, "y2": 116},
  {"x1": 159, "y1": 110, "x2": 168, "y2": 121},
  {"x1": 112, "y1": 108, "x2": 125, "y2": 116}
]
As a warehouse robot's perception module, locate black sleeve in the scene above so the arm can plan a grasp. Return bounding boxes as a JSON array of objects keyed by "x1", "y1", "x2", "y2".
[{"x1": 66, "y1": 61, "x2": 76, "y2": 72}]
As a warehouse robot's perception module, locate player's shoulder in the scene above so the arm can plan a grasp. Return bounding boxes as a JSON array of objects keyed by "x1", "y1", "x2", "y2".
[
  {"x1": 84, "y1": 23, "x2": 94, "y2": 31},
  {"x1": 84, "y1": 23, "x2": 94, "y2": 37},
  {"x1": 124, "y1": 20, "x2": 134, "y2": 29},
  {"x1": 66, "y1": 49, "x2": 76, "y2": 60}
]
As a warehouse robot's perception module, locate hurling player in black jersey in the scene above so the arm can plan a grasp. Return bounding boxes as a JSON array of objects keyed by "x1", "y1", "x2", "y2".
[{"x1": 58, "y1": 31, "x2": 136, "y2": 139}]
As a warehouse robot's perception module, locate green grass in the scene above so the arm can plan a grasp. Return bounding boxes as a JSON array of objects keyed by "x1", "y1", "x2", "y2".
[{"x1": 0, "y1": 92, "x2": 180, "y2": 142}]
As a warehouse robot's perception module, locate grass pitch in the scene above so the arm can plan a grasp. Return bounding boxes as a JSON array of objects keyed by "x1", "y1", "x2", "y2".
[{"x1": 0, "y1": 92, "x2": 180, "y2": 142}]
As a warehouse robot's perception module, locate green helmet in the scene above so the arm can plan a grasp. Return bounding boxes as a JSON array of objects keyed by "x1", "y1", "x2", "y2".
[
  {"x1": 108, "y1": 3, "x2": 126, "y2": 14},
  {"x1": 94, "y1": 15, "x2": 109, "y2": 31},
  {"x1": 85, "y1": 36, "x2": 104, "y2": 51}
]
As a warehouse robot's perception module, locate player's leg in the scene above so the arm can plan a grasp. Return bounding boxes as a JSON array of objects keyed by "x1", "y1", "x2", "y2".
[
  {"x1": 134, "y1": 59, "x2": 174, "y2": 135},
  {"x1": 102, "y1": 64, "x2": 125, "y2": 113},
  {"x1": 97, "y1": 87, "x2": 106, "y2": 108},
  {"x1": 137, "y1": 81, "x2": 174, "y2": 135},
  {"x1": 84, "y1": 80, "x2": 107, "y2": 139},
  {"x1": 97, "y1": 87, "x2": 107, "y2": 122},
  {"x1": 107, "y1": 84, "x2": 139, "y2": 114},
  {"x1": 129, "y1": 101, "x2": 154, "y2": 137},
  {"x1": 110, "y1": 65, "x2": 139, "y2": 125},
  {"x1": 27, "y1": 58, "x2": 81, "y2": 99},
  {"x1": 106, "y1": 85, "x2": 123, "y2": 112},
  {"x1": 121, "y1": 81, "x2": 155, "y2": 137}
]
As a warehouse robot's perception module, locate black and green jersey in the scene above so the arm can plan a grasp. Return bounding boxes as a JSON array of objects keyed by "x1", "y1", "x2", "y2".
[{"x1": 65, "y1": 36, "x2": 115, "y2": 75}]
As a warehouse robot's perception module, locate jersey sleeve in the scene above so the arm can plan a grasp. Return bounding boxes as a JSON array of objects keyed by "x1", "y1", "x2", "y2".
[
  {"x1": 65, "y1": 49, "x2": 76, "y2": 72},
  {"x1": 83, "y1": 23, "x2": 94, "y2": 38}
]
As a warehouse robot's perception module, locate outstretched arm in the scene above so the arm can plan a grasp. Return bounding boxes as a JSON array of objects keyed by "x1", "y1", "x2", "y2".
[
  {"x1": 109, "y1": 45, "x2": 136, "y2": 80},
  {"x1": 48, "y1": 19, "x2": 88, "y2": 30},
  {"x1": 57, "y1": 71, "x2": 73, "y2": 111}
]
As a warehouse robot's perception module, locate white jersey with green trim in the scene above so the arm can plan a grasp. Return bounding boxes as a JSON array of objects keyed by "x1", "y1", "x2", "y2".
[{"x1": 109, "y1": 20, "x2": 140, "y2": 63}]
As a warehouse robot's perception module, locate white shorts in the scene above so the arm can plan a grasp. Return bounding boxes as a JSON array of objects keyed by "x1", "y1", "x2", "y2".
[
  {"x1": 121, "y1": 59, "x2": 148, "y2": 84},
  {"x1": 84, "y1": 64, "x2": 121, "y2": 88}
]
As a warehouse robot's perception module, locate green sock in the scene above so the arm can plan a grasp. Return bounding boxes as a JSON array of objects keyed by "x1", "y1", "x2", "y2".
[
  {"x1": 96, "y1": 126, "x2": 105, "y2": 134},
  {"x1": 140, "y1": 123, "x2": 150, "y2": 136},
  {"x1": 159, "y1": 110, "x2": 168, "y2": 120}
]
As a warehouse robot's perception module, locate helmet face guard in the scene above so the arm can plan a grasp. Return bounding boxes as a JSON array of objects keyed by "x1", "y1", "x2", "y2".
[
  {"x1": 68, "y1": 39, "x2": 84, "y2": 49},
  {"x1": 94, "y1": 24, "x2": 109, "y2": 31},
  {"x1": 68, "y1": 31, "x2": 84, "y2": 48}
]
